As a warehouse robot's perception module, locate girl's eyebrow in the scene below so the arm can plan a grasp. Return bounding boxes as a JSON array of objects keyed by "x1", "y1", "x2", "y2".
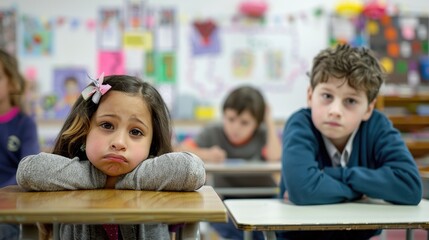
[
  {"x1": 97, "y1": 114, "x2": 150, "y2": 130},
  {"x1": 130, "y1": 116, "x2": 149, "y2": 130}
]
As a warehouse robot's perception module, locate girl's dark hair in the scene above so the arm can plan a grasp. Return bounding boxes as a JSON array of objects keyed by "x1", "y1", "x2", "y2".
[
  {"x1": 222, "y1": 85, "x2": 266, "y2": 126},
  {"x1": 52, "y1": 75, "x2": 172, "y2": 158},
  {"x1": 310, "y1": 44, "x2": 385, "y2": 103},
  {"x1": 0, "y1": 49, "x2": 26, "y2": 109}
]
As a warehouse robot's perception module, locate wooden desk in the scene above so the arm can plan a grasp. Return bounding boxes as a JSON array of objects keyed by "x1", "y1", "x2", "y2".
[
  {"x1": 204, "y1": 160, "x2": 281, "y2": 197},
  {"x1": 224, "y1": 198, "x2": 429, "y2": 240},
  {"x1": 0, "y1": 185, "x2": 228, "y2": 240}
]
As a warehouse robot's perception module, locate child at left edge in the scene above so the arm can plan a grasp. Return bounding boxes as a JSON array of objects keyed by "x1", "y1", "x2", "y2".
[
  {"x1": 16, "y1": 74, "x2": 206, "y2": 240},
  {"x1": 0, "y1": 49, "x2": 40, "y2": 240}
]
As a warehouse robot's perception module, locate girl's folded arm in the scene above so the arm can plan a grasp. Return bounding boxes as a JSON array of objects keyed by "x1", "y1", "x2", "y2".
[
  {"x1": 116, "y1": 152, "x2": 206, "y2": 191},
  {"x1": 17, "y1": 152, "x2": 106, "y2": 191}
]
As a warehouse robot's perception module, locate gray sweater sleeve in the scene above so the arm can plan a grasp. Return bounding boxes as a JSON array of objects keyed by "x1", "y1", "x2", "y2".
[
  {"x1": 16, "y1": 152, "x2": 106, "y2": 191},
  {"x1": 115, "y1": 152, "x2": 206, "y2": 191}
]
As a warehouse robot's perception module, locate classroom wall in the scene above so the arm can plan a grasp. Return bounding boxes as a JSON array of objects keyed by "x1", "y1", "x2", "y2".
[{"x1": 0, "y1": 0, "x2": 428, "y2": 121}]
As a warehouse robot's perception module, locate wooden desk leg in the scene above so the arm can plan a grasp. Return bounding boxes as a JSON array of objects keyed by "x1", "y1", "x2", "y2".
[
  {"x1": 263, "y1": 231, "x2": 277, "y2": 240},
  {"x1": 20, "y1": 224, "x2": 38, "y2": 240},
  {"x1": 179, "y1": 222, "x2": 200, "y2": 240}
]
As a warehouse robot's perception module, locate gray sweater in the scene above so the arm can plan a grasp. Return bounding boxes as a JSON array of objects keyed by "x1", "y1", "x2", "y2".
[{"x1": 16, "y1": 152, "x2": 206, "y2": 240}]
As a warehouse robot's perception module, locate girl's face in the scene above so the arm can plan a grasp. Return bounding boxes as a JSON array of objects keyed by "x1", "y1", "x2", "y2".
[
  {"x1": 223, "y1": 108, "x2": 258, "y2": 145},
  {"x1": 85, "y1": 91, "x2": 153, "y2": 177},
  {"x1": 307, "y1": 77, "x2": 375, "y2": 151}
]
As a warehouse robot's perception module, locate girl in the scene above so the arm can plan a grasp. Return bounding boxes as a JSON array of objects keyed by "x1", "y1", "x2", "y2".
[
  {"x1": 0, "y1": 49, "x2": 40, "y2": 240},
  {"x1": 17, "y1": 74, "x2": 206, "y2": 240}
]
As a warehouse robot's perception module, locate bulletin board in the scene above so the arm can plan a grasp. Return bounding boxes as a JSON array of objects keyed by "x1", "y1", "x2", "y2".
[
  {"x1": 0, "y1": 0, "x2": 335, "y2": 121},
  {"x1": 368, "y1": 15, "x2": 429, "y2": 85},
  {"x1": 2, "y1": 0, "x2": 428, "y2": 122}
]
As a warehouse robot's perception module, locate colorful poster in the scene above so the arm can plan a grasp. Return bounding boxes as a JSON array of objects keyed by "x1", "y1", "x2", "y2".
[
  {"x1": 0, "y1": 8, "x2": 17, "y2": 55},
  {"x1": 21, "y1": 15, "x2": 53, "y2": 56}
]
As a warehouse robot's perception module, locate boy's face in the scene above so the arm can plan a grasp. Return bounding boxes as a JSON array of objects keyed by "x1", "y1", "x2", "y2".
[
  {"x1": 85, "y1": 91, "x2": 153, "y2": 177},
  {"x1": 223, "y1": 108, "x2": 258, "y2": 145},
  {"x1": 307, "y1": 77, "x2": 375, "y2": 150}
]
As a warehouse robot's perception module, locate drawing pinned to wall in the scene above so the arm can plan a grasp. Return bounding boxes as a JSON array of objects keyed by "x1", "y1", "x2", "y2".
[
  {"x1": 265, "y1": 50, "x2": 283, "y2": 80},
  {"x1": 0, "y1": 8, "x2": 17, "y2": 55},
  {"x1": 125, "y1": 0, "x2": 145, "y2": 29},
  {"x1": 52, "y1": 67, "x2": 87, "y2": 119},
  {"x1": 97, "y1": 51, "x2": 125, "y2": 75},
  {"x1": 155, "y1": 8, "x2": 176, "y2": 51},
  {"x1": 98, "y1": 8, "x2": 123, "y2": 50},
  {"x1": 191, "y1": 19, "x2": 221, "y2": 56},
  {"x1": 21, "y1": 15, "x2": 53, "y2": 56},
  {"x1": 155, "y1": 52, "x2": 176, "y2": 83},
  {"x1": 232, "y1": 49, "x2": 254, "y2": 78},
  {"x1": 369, "y1": 15, "x2": 429, "y2": 85}
]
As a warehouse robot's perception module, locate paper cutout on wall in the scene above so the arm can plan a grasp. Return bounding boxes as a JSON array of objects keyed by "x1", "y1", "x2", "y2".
[
  {"x1": 97, "y1": 51, "x2": 125, "y2": 75},
  {"x1": 191, "y1": 20, "x2": 221, "y2": 55}
]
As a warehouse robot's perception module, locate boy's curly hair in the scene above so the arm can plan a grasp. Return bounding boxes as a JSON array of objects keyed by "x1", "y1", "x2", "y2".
[{"x1": 309, "y1": 44, "x2": 386, "y2": 103}]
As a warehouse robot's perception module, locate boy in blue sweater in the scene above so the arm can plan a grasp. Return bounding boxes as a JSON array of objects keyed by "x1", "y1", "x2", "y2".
[{"x1": 278, "y1": 44, "x2": 422, "y2": 240}]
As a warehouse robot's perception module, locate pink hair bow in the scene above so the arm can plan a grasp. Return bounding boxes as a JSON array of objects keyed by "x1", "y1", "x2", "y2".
[{"x1": 81, "y1": 72, "x2": 112, "y2": 104}]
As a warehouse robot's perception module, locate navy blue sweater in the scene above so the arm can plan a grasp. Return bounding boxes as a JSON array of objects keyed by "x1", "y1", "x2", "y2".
[
  {"x1": 0, "y1": 108, "x2": 40, "y2": 188},
  {"x1": 280, "y1": 108, "x2": 422, "y2": 205}
]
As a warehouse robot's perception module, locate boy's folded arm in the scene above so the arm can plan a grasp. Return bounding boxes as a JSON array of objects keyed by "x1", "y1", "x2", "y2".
[
  {"x1": 116, "y1": 152, "x2": 206, "y2": 191},
  {"x1": 343, "y1": 120, "x2": 422, "y2": 205},
  {"x1": 16, "y1": 152, "x2": 106, "y2": 191},
  {"x1": 282, "y1": 112, "x2": 361, "y2": 205}
]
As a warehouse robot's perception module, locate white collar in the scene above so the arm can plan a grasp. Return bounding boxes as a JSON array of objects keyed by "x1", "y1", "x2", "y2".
[{"x1": 322, "y1": 128, "x2": 358, "y2": 166}]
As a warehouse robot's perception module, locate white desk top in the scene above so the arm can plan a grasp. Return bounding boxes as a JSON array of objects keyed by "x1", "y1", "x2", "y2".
[{"x1": 224, "y1": 198, "x2": 429, "y2": 231}]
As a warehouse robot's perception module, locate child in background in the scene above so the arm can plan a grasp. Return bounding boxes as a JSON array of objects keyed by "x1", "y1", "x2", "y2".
[
  {"x1": 0, "y1": 49, "x2": 40, "y2": 240},
  {"x1": 176, "y1": 85, "x2": 281, "y2": 240},
  {"x1": 177, "y1": 85, "x2": 281, "y2": 163},
  {"x1": 17, "y1": 74, "x2": 206, "y2": 240},
  {"x1": 278, "y1": 44, "x2": 422, "y2": 240}
]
